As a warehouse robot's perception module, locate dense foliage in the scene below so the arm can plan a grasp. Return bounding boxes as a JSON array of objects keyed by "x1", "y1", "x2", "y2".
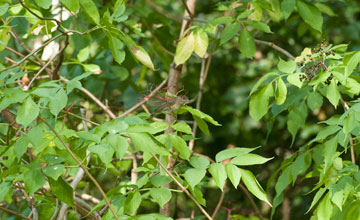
[{"x1": 1, "y1": 0, "x2": 360, "y2": 220}]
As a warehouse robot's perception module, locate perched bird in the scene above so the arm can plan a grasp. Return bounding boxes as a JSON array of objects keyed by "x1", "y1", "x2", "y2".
[{"x1": 151, "y1": 94, "x2": 190, "y2": 117}]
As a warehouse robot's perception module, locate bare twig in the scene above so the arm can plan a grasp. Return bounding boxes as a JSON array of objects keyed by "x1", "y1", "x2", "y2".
[
  {"x1": 211, "y1": 184, "x2": 226, "y2": 219},
  {"x1": 341, "y1": 100, "x2": 356, "y2": 164},
  {"x1": 150, "y1": 153, "x2": 213, "y2": 220},
  {"x1": 60, "y1": 76, "x2": 117, "y2": 119},
  {"x1": 27, "y1": 43, "x2": 66, "y2": 89},
  {"x1": 19, "y1": 0, "x2": 64, "y2": 33},
  {"x1": 118, "y1": 78, "x2": 168, "y2": 118},
  {"x1": 181, "y1": 0, "x2": 194, "y2": 19},
  {"x1": 39, "y1": 116, "x2": 120, "y2": 220},
  {"x1": 0, "y1": 206, "x2": 31, "y2": 220},
  {"x1": 239, "y1": 183, "x2": 264, "y2": 219},
  {"x1": 56, "y1": 109, "x2": 92, "y2": 220},
  {"x1": 0, "y1": 33, "x2": 65, "y2": 73}
]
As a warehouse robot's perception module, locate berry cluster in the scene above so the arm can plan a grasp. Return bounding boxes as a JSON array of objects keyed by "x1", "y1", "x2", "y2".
[{"x1": 298, "y1": 40, "x2": 335, "y2": 84}]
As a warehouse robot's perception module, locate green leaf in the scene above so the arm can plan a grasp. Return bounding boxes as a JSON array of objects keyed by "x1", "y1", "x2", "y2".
[
  {"x1": 0, "y1": 88, "x2": 29, "y2": 111},
  {"x1": 190, "y1": 186, "x2": 206, "y2": 206},
  {"x1": 249, "y1": 84, "x2": 273, "y2": 121},
  {"x1": 128, "y1": 132, "x2": 170, "y2": 156},
  {"x1": 124, "y1": 191, "x2": 142, "y2": 215},
  {"x1": 215, "y1": 147, "x2": 259, "y2": 162},
  {"x1": 306, "y1": 188, "x2": 327, "y2": 213},
  {"x1": 150, "y1": 175, "x2": 172, "y2": 187},
  {"x1": 249, "y1": 72, "x2": 278, "y2": 96},
  {"x1": 291, "y1": 152, "x2": 311, "y2": 184},
  {"x1": 184, "y1": 168, "x2": 206, "y2": 189},
  {"x1": 182, "y1": 106, "x2": 221, "y2": 126},
  {"x1": 220, "y1": 22, "x2": 241, "y2": 45},
  {"x1": 88, "y1": 144, "x2": 114, "y2": 165},
  {"x1": 48, "y1": 177, "x2": 74, "y2": 207},
  {"x1": 129, "y1": 45, "x2": 155, "y2": 70},
  {"x1": 317, "y1": 193, "x2": 333, "y2": 220},
  {"x1": 16, "y1": 97, "x2": 40, "y2": 127},
  {"x1": 239, "y1": 168, "x2": 271, "y2": 206},
  {"x1": 278, "y1": 58, "x2": 296, "y2": 74},
  {"x1": 0, "y1": 4, "x2": 9, "y2": 17},
  {"x1": 0, "y1": 182, "x2": 12, "y2": 202},
  {"x1": 209, "y1": 163, "x2": 227, "y2": 191},
  {"x1": 79, "y1": 0, "x2": 100, "y2": 24},
  {"x1": 77, "y1": 46, "x2": 90, "y2": 62},
  {"x1": 34, "y1": 0, "x2": 51, "y2": 9},
  {"x1": 83, "y1": 64, "x2": 101, "y2": 74},
  {"x1": 238, "y1": 28, "x2": 256, "y2": 58},
  {"x1": 345, "y1": 77, "x2": 360, "y2": 94},
  {"x1": 43, "y1": 164, "x2": 65, "y2": 180},
  {"x1": 150, "y1": 188, "x2": 172, "y2": 208},
  {"x1": 60, "y1": 0, "x2": 79, "y2": 13},
  {"x1": 344, "y1": 51, "x2": 360, "y2": 76},
  {"x1": 108, "y1": 36, "x2": 126, "y2": 65},
  {"x1": 281, "y1": 0, "x2": 296, "y2": 19},
  {"x1": 287, "y1": 102, "x2": 308, "y2": 144},
  {"x1": 77, "y1": 131, "x2": 101, "y2": 143},
  {"x1": 275, "y1": 77, "x2": 287, "y2": 105},
  {"x1": 193, "y1": 115, "x2": 209, "y2": 136},
  {"x1": 190, "y1": 156, "x2": 210, "y2": 170},
  {"x1": 211, "y1": 16, "x2": 234, "y2": 25},
  {"x1": 0, "y1": 28, "x2": 10, "y2": 51},
  {"x1": 27, "y1": 125, "x2": 43, "y2": 146},
  {"x1": 171, "y1": 122, "x2": 192, "y2": 134},
  {"x1": 50, "y1": 88, "x2": 68, "y2": 117},
  {"x1": 193, "y1": 29, "x2": 208, "y2": 58},
  {"x1": 226, "y1": 163, "x2": 241, "y2": 188},
  {"x1": 175, "y1": 32, "x2": 195, "y2": 65},
  {"x1": 297, "y1": 0, "x2": 323, "y2": 32},
  {"x1": 44, "y1": 155, "x2": 65, "y2": 165},
  {"x1": 326, "y1": 80, "x2": 340, "y2": 108},
  {"x1": 102, "y1": 134, "x2": 129, "y2": 160},
  {"x1": 307, "y1": 92, "x2": 323, "y2": 111},
  {"x1": 343, "y1": 112, "x2": 355, "y2": 134},
  {"x1": 24, "y1": 165, "x2": 46, "y2": 195},
  {"x1": 169, "y1": 134, "x2": 191, "y2": 160},
  {"x1": 14, "y1": 136, "x2": 29, "y2": 159},
  {"x1": 244, "y1": 20, "x2": 272, "y2": 33},
  {"x1": 287, "y1": 73, "x2": 303, "y2": 88},
  {"x1": 231, "y1": 153, "x2": 273, "y2": 166}
]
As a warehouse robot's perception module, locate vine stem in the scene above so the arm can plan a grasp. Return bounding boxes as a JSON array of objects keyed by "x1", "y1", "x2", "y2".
[
  {"x1": 150, "y1": 153, "x2": 213, "y2": 220},
  {"x1": 38, "y1": 116, "x2": 120, "y2": 220}
]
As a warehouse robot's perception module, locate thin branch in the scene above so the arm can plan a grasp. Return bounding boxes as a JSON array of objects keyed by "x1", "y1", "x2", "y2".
[
  {"x1": 150, "y1": 152, "x2": 213, "y2": 220},
  {"x1": 341, "y1": 99, "x2": 356, "y2": 164},
  {"x1": 19, "y1": 0, "x2": 64, "y2": 33},
  {"x1": 238, "y1": 183, "x2": 264, "y2": 219},
  {"x1": 27, "y1": 45, "x2": 65, "y2": 89},
  {"x1": 38, "y1": 116, "x2": 120, "y2": 220},
  {"x1": 60, "y1": 76, "x2": 117, "y2": 119},
  {"x1": 0, "y1": 33, "x2": 65, "y2": 73},
  {"x1": 56, "y1": 109, "x2": 92, "y2": 220},
  {"x1": 211, "y1": 183, "x2": 226, "y2": 219},
  {"x1": 118, "y1": 78, "x2": 168, "y2": 117},
  {"x1": 181, "y1": 0, "x2": 194, "y2": 19},
  {"x1": 254, "y1": 39, "x2": 295, "y2": 60},
  {"x1": 0, "y1": 206, "x2": 31, "y2": 220}
]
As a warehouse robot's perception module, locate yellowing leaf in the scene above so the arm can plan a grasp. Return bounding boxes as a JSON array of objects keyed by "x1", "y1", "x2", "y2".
[
  {"x1": 193, "y1": 29, "x2": 208, "y2": 58},
  {"x1": 129, "y1": 45, "x2": 155, "y2": 70},
  {"x1": 175, "y1": 32, "x2": 195, "y2": 65}
]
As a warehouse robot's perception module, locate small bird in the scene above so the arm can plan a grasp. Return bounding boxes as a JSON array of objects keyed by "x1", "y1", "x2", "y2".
[{"x1": 151, "y1": 94, "x2": 190, "y2": 117}]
